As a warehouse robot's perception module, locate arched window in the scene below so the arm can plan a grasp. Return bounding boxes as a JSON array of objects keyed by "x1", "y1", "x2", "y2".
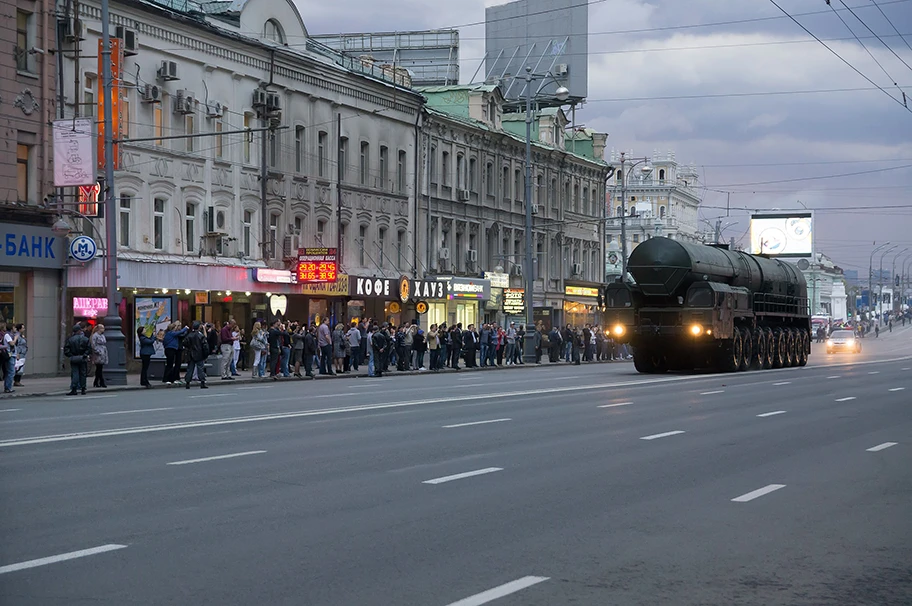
[
  {"x1": 573, "y1": 183, "x2": 580, "y2": 212},
  {"x1": 616, "y1": 205, "x2": 623, "y2": 217},
  {"x1": 514, "y1": 169, "x2": 522, "y2": 201},
  {"x1": 658, "y1": 168, "x2": 666, "y2": 181},
  {"x1": 263, "y1": 19, "x2": 285, "y2": 44},
  {"x1": 582, "y1": 186, "x2": 589, "y2": 215},
  {"x1": 659, "y1": 205, "x2": 666, "y2": 219}
]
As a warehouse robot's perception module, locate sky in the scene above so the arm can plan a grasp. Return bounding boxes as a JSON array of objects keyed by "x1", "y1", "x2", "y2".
[{"x1": 297, "y1": 0, "x2": 912, "y2": 280}]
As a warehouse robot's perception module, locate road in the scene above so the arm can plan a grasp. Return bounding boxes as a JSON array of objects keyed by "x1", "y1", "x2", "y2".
[{"x1": 1, "y1": 331, "x2": 910, "y2": 605}]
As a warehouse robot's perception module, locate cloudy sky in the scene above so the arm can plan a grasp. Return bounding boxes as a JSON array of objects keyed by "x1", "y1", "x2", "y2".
[{"x1": 299, "y1": 0, "x2": 912, "y2": 280}]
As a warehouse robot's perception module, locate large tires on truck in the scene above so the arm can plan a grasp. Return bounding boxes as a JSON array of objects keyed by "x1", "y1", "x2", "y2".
[
  {"x1": 797, "y1": 329, "x2": 809, "y2": 366},
  {"x1": 785, "y1": 328, "x2": 797, "y2": 367},
  {"x1": 634, "y1": 349, "x2": 668, "y2": 374},
  {"x1": 718, "y1": 329, "x2": 742, "y2": 372},
  {"x1": 738, "y1": 327, "x2": 753, "y2": 372},
  {"x1": 763, "y1": 328, "x2": 775, "y2": 369},
  {"x1": 751, "y1": 329, "x2": 767, "y2": 370},
  {"x1": 772, "y1": 328, "x2": 786, "y2": 368}
]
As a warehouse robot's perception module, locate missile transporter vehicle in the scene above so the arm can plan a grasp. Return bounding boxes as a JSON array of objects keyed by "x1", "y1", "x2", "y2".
[{"x1": 603, "y1": 237, "x2": 811, "y2": 373}]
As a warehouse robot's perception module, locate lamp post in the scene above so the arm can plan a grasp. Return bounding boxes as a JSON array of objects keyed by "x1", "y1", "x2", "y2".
[
  {"x1": 878, "y1": 245, "x2": 897, "y2": 323},
  {"x1": 890, "y1": 247, "x2": 908, "y2": 315},
  {"x1": 868, "y1": 242, "x2": 890, "y2": 316},
  {"x1": 99, "y1": 0, "x2": 126, "y2": 384},
  {"x1": 522, "y1": 66, "x2": 569, "y2": 363},
  {"x1": 608, "y1": 153, "x2": 652, "y2": 279}
]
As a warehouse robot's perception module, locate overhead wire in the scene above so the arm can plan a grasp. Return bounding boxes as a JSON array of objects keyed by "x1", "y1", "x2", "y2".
[
  {"x1": 838, "y1": 0, "x2": 912, "y2": 73},
  {"x1": 870, "y1": 0, "x2": 912, "y2": 52}
]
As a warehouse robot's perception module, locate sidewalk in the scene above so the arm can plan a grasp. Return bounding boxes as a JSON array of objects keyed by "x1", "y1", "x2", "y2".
[{"x1": 0, "y1": 356, "x2": 632, "y2": 400}]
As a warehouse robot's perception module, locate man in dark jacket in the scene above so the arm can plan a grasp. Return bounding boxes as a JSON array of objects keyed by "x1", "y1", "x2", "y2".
[
  {"x1": 450, "y1": 324, "x2": 463, "y2": 370},
  {"x1": 549, "y1": 325, "x2": 563, "y2": 363},
  {"x1": 184, "y1": 321, "x2": 210, "y2": 389},
  {"x1": 64, "y1": 325, "x2": 90, "y2": 395},
  {"x1": 302, "y1": 326, "x2": 318, "y2": 378},
  {"x1": 463, "y1": 324, "x2": 478, "y2": 368},
  {"x1": 372, "y1": 324, "x2": 390, "y2": 377}
]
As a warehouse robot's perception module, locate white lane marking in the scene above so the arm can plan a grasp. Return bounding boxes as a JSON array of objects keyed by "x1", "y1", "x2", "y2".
[
  {"x1": 903, "y1": 367, "x2": 911, "y2": 371},
  {"x1": 598, "y1": 402, "x2": 633, "y2": 408},
  {"x1": 869, "y1": 371, "x2": 880, "y2": 375},
  {"x1": 867, "y1": 442, "x2": 898, "y2": 452},
  {"x1": 442, "y1": 419, "x2": 512, "y2": 429},
  {"x1": 0, "y1": 544, "x2": 127, "y2": 575},
  {"x1": 773, "y1": 381, "x2": 792, "y2": 386},
  {"x1": 236, "y1": 385, "x2": 274, "y2": 390},
  {"x1": 167, "y1": 450, "x2": 267, "y2": 466},
  {"x1": 888, "y1": 387, "x2": 905, "y2": 392},
  {"x1": 827, "y1": 375, "x2": 841, "y2": 379},
  {"x1": 422, "y1": 467, "x2": 504, "y2": 485},
  {"x1": 640, "y1": 430, "x2": 686, "y2": 440},
  {"x1": 3, "y1": 366, "x2": 908, "y2": 449},
  {"x1": 190, "y1": 393, "x2": 228, "y2": 399},
  {"x1": 731, "y1": 484, "x2": 786, "y2": 502},
  {"x1": 835, "y1": 397, "x2": 857, "y2": 402},
  {"x1": 67, "y1": 395, "x2": 117, "y2": 400},
  {"x1": 700, "y1": 390, "x2": 725, "y2": 395},
  {"x1": 445, "y1": 576, "x2": 550, "y2": 606},
  {"x1": 757, "y1": 410, "x2": 787, "y2": 417},
  {"x1": 0, "y1": 409, "x2": 21, "y2": 413},
  {"x1": 100, "y1": 407, "x2": 174, "y2": 415}
]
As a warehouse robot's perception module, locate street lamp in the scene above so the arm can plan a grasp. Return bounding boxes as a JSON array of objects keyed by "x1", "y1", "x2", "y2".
[
  {"x1": 878, "y1": 245, "x2": 897, "y2": 322},
  {"x1": 521, "y1": 67, "x2": 570, "y2": 363},
  {"x1": 868, "y1": 242, "x2": 890, "y2": 315},
  {"x1": 890, "y1": 247, "x2": 908, "y2": 315},
  {"x1": 607, "y1": 153, "x2": 652, "y2": 279}
]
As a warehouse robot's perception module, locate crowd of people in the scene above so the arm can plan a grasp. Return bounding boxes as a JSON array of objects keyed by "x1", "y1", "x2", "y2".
[{"x1": 0, "y1": 322, "x2": 28, "y2": 394}]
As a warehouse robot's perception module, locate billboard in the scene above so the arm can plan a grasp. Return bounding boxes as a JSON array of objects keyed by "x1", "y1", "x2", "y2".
[
  {"x1": 53, "y1": 118, "x2": 96, "y2": 187},
  {"x1": 134, "y1": 296, "x2": 172, "y2": 359},
  {"x1": 750, "y1": 213, "x2": 813, "y2": 257}
]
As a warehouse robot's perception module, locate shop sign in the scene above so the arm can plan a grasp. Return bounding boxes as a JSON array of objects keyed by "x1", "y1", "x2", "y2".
[
  {"x1": 1, "y1": 222, "x2": 65, "y2": 270},
  {"x1": 73, "y1": 296, "x2": 108, "y2": 318},
  {"x1": 503, "y1": 288, "x2": 525, "y2": 315},
  {"x1": 194, "y1": 292, "x2": 210, "y2": 305},
  {"x1": 565, "y1": 285, "x2": 600, "y2": 298},
  {"x1": 296, "y1": 247, "x2": 338, "y2": 283},
  {"x1": 415, "y1": 301, "x2": 429, "y2": 314},
  {"x1": 69, "y1": 235, "x2": 98, "y2": 262},
  {"x1": 443, "y1": 277, "x2": 491, "y2": 301},
  {"x1": 77, "y1": 181, "x2": 103, "y2": 218},
  {"x1": 484, "y1": 271, "x2": 510, "y2": 289},
  {"x1": 301, "y1": 274, "x2": 349, "y2": 297},
  {"x1": 254, "y1": 268, "x2": 296, "y2": 284},
  {"x1": 352, "y1": 276, "x2": 447, "y2": 300}
]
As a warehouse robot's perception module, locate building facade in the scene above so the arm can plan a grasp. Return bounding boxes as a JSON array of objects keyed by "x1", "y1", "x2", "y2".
[
  {"x1": 416, "y1": 84, "x2": 609, "y2": 330},
  {"x1": 605, "y1": 150, "x2": 703, "y2": 278},
  {"x1": 57, "y1": 0, "x2": 425, "y2": 356},
  {"x1": 2, "y1": 0, "x2": 62, "y2": 375}
]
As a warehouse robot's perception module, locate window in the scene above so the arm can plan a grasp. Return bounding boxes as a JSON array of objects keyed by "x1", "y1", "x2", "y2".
[
  {"x1": 294, "y1": 216, "x2": 304, "y2": 254},
  {"x1": 563, "y1": 181, "x2": 570, "y2": 209},
  {"x1": 468, "y1": 158, "x2": 477, "y2": 192},
  {"x1": 294, "y1": 126, "x2": 304, "y2": 172},
  {"x1": 396, "y1": 230, "x2": 405, "y2": 269},
  {"x1": 378, "y1": 228, "x2": 386, "y2": 267},
  {"x1": 514, "y1": 169, "x2": 523, "y2": 201},
  {"x1": 185, "y1": 113, "x2": 195, "y2": 152},
  {"x1": 502, "y1": 166, "x2": 510, "y2": 200},
  {"x1": 16, "y1": 11, "x2": 34, "y2": 73},
  {"x1": 360, "y1": 141, "x2": 369, "y2": 185},
  {"x1": 536, "y1": 175, "x2": 544, "y2": 205},
  {"x1": 83, "y1": 74, "x2": 96, "y2": 118},
  {"x1": 263, "y1": 19, "x2": 285, "y2": 44},
  {"x1": 153, "y1": 198, "x2": 165, "y2": 250},
  {"x1": 573, "y1": 184, "x2": 580, "y2": 212},
  {"x1": 550, "y1": 238, "x2": 559, "y2": 278},
  {"x1": 486, "y1": 163, "x2": 494, "y2": 196},
  {"x1": 119, "y1": 195, "x2": 132, "y2": 247},
  {"x1": 550, "y1": 178, "x2": 557, "y2": 208},
  {"x1": 318, "y1": 131, "x2": 328, "y2": 177},
  {"x1": 379, "y1": 146, "x2": 389, "y2": 188},
  {"x1": 358, "y1": 225, "x2": 367, "y2": 266},
  {"x1": 660, "y1": 206, "x2": 666, "y2": 219},
  {"x1": 243, "y1": 113, "x2": 253, "y2": 162},
  {"x1": 339, "y1": 137, "x2": 349, "y2": 181},
  {"x1": 582, "y1": 187, "x2": 589, "y2": 215},
  {"x1": 658, "y1": 169, "x2": 666, "y2": 181},
  {"x1": 340, "y1": 223, "x2": 347, "y2": 265},
  {"x1": 242, "y1": 210, "x2": 252, "y2": 256},
  {"x1": 317, "y1": 220, "x2": 326, "y2": 243},
  {"x1": 441, "y1": 151, "x2": 450, "y2": 186},
  {"x1": 397, "y1": 150, "x2": 407, "y2": 193},
  {"x1": 456, "y1": 154, "x2": 465, "y2": 189},
  {"x1": 616, "y1": 205, "x2": 623, "y2": 217},
  {"x1": 269, "y1": 213, "x2": 280, "y2": 258},
  {"x1": 215, "y1": 119, "x2": 223, "y2": 158},
  {"x1": 185, "y1": 203, "x2": 196, "y2": 252},
  {"x1": 632, "y1": 234, "x2": 639, "y2": 244},
  {"x1": 429, "y1": 145, "x2": 437, "y2": 184},
  {"x1": 456, "y1": 232, "x2": 464, "y2": 271},
  {"x1": 16, "y1": 144, "x2": 30, "y2": 203},
  {"x1": 154, "y1": 103, "x2": 164, "y2": 146}
]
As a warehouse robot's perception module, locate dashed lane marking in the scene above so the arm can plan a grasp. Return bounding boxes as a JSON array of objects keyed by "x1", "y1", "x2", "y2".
[
  {"x1": 422, "y1": 467, "x2": 504, "y2": 485},
  {"x1": 442, "y1": 419, "x2": 512, "y2": 429},
  {"x1": 700, "y1": 390, "x2": 725, "y2": 395},
  {"x1": 867, "y1": 442, "x2": 898, "y2": 452},
  {"x1": 827, "y1": 375, "x2": 841, "y2": 379},
  {"x1": 888, "y1": 387, "x2": 905, "y2": 392},
  {"x1": 0, "y1": 544, "x2": 127, "y2": 575},
  {"x1": 445, "y1": 576, "x2": 550, "y2": 606},
  {"x1": 167, "y1": 450, "x2": 267, "y2": 466},
  {"x1": 100, "y1": 407, "x2": 175, "y2": 415},
  {"x1": 757, "y1": 410, "x2": 787, "y2": 417},
  {"x1": 0, "y1": 409, "x2": 21, "y2": 413},
  {"x1": 732, "y1": 484, "x2": 786, "y2": 503},
  {"x1": 598, "y1": 402, "x2": 633, "y2": 408},
  {"x1": 773, "y1": 381, "x2": 792, "y2": 386},
  {"x1": 640, "y1": 430, "x2": 686, "y2": 440},
  {"x1": 835, "y1": 396, "x2": 857, "y2": 402}
]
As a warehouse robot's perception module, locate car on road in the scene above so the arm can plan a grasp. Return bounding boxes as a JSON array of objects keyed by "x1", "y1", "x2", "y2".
[{"x1": 825, "y1": 329, "x2": 861, "y2": 354}]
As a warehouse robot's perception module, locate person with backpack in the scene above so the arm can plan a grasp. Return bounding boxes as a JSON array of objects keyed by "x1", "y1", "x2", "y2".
[
  {"x1": 184, "y1": 321, "x2": 210, "y2": 389},
  {"x1": 63, "y1": 324, "x2": 90, "y2": 395}
]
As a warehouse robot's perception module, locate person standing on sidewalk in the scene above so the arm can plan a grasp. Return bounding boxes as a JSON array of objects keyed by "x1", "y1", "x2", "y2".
[
  {"x1": 137, "y1": 326, "x2": 156, "y2": 388},
  {"x1": 463, "y1": 324, "x2": 478, "y2": 368},
  {"x1": 427, "y1": 324, "x2": 440, "y2": 372},
  {"x1": 231, "y1": 325, "x2": 242, "y2": 376},
  {"x1": 249, "y1": 322, "x2": 266, "y2": 378},
  {"x1": 162, "y1": 322, "x2": 189, "y2": 385},
  {"x1": 450, "y1": 324, "x2": 463, "y2": 370},
  {"x1": 505, "y1": 322, "x2": 517, "y2": 365},
  {"x1": 346, "y1": 323, "x2": 362, "y2": 372},
  {"x1": 302, "y1": 325, "x2": 317, "y2": 379},
  {"x1": 0, "y1": 322, "x2": 17, "y2": 393},
  {"x1": 184, "y1": 321, "x2": 210, "y2": 389},
  {"x1": 90, "y1": 324, "x2": 109, "y2": 388},
  {"x1": 64, "y1": 324, "x2": 90, "y2": 395},
  {"x1": 372, "y1": 323, "x2": 391, "y2": 377},
  {"x1": 413, "y1": 328, "x2": 427, "y2": 370},
  {"x1": 438, "y1": 323, "x2": 448, "y2": 371},
  {"x1": 219, "y1": 320, "x2": 236, "y2": 380},
  {"x1": 317, "y1": 318, "x2": 333, "y2": 375},
  {"x1": 11, "y1": 324, "x2": 27, "y2": 387}
]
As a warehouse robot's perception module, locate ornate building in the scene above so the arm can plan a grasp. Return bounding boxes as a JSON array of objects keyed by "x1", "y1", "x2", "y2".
[{"x1": 416, "y1": 84, "x2": 609, "y2": 329}]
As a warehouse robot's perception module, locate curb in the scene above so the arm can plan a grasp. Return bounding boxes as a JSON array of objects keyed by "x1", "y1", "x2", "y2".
[{"x1": 0, "y1": 357, "x2": 633, "y2": 401}]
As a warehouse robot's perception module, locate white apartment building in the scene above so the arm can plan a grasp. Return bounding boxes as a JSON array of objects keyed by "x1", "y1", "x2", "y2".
[{"x1": 59, "y1": 0, "x2": 423, "y2": 328}]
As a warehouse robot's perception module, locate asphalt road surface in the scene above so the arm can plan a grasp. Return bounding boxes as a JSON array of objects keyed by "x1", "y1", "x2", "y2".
[{"x1": 1, "y1": 330, "x2": 910, "y2": 605}]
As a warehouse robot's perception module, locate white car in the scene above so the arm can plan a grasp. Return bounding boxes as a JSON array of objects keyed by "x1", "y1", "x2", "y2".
[{"x1": 825, "y1": 330, "x2": 862, "y2": 354}]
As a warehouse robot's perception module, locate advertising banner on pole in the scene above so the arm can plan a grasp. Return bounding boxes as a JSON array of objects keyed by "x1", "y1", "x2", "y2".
[
  {"x1": 97, "y1": 37, "x2": 122, "y2": 170},
  {"x1": 53, "y1": 118, "x2": 96, "y2": 187}
]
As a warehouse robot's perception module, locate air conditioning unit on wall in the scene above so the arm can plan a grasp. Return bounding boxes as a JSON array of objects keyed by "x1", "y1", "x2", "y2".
[
  {"x1": 115, "y1": 26, "x2": 139, "y2": 56},
  {"x1": 157, "y1": 60, "x2": 179, "y2": 81}
]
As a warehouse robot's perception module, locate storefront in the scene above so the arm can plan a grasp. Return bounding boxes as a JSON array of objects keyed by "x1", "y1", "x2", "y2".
[
  {"x1": 432, "y1": 277, "x2": 491, "y2": 328},
  {"x1": 483, "y1": 271, "x2": 510, "y2": 325},
  {"x1": 563, "y1": 284, "x2": 601, "y2": 327},
  {"x1": 0, "y1": 221, "x2": 65, "y2": 375},
  {"x1": 350, "y1": 275, "x2": 448, "y2": 327},
  {"x1": 300, "y1": 274, "x2": 350, "y2": 326}
]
